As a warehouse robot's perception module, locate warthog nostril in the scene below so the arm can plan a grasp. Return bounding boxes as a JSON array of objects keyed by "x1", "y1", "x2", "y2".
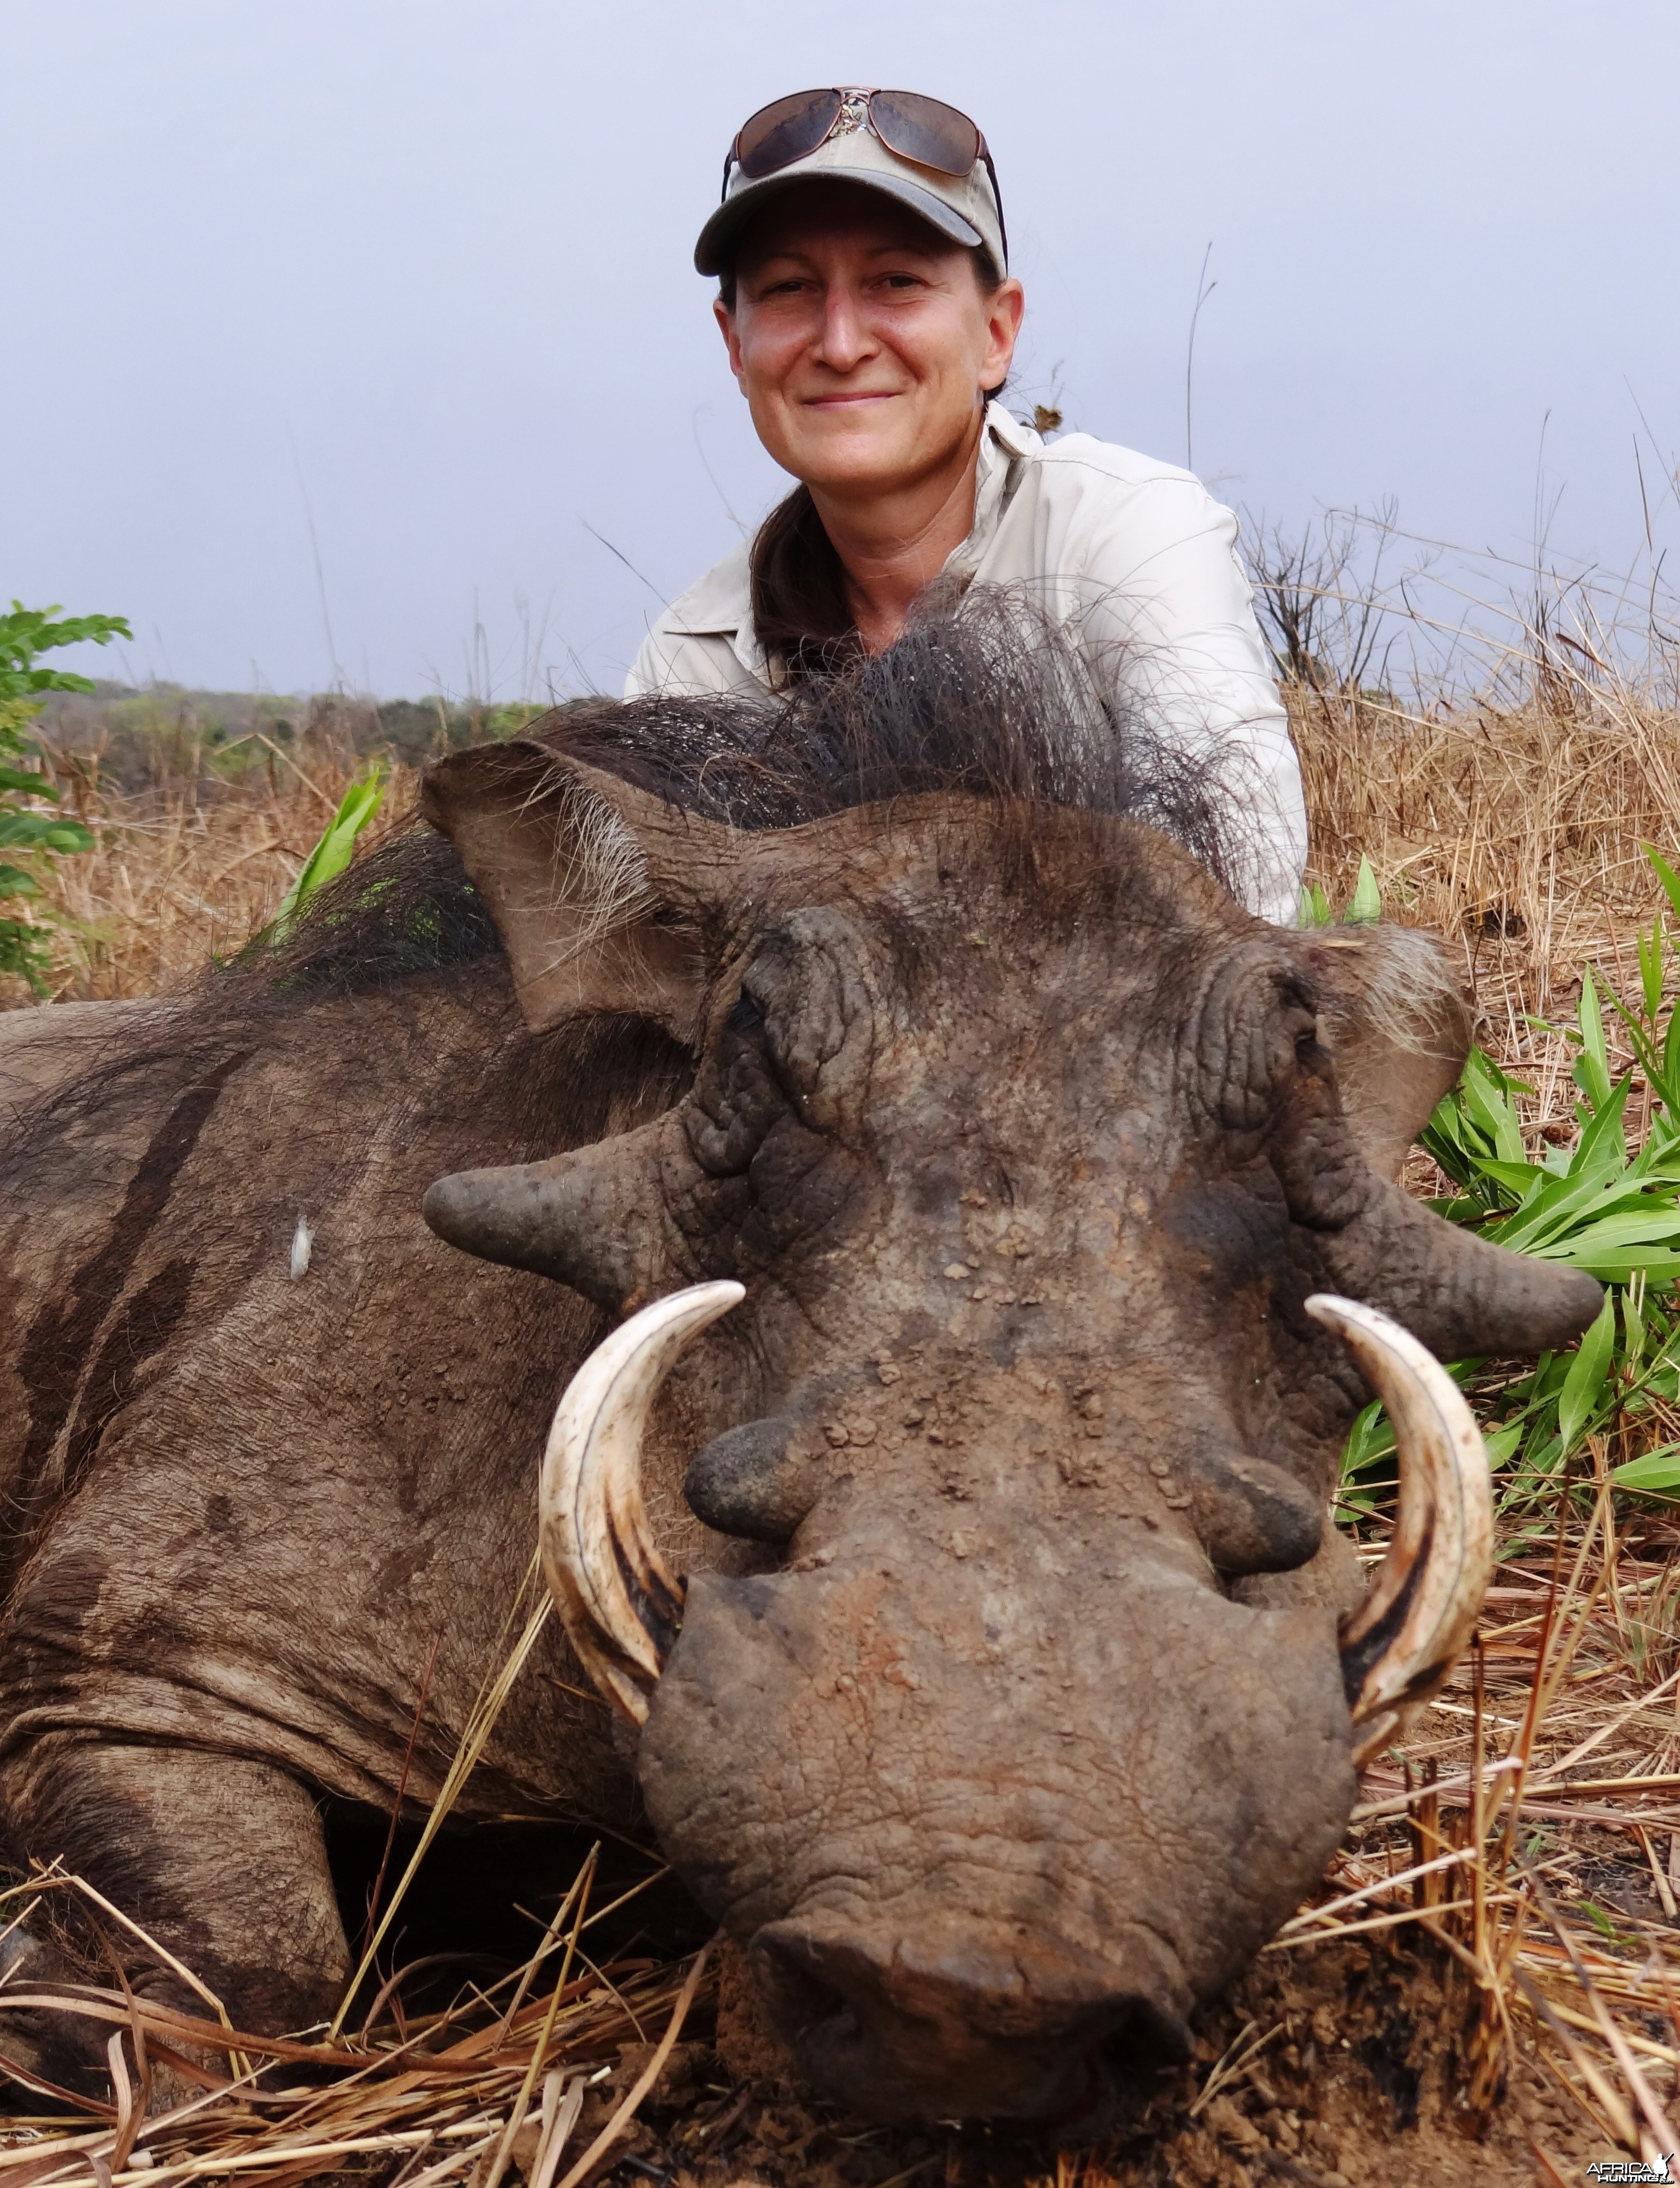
[
  {"x1": 750, "y1": 1925, "x2": 856, "y2": 2037},
  {"x1": 749, "y1": 1914, "x2": 1193, "y2": 2123}
]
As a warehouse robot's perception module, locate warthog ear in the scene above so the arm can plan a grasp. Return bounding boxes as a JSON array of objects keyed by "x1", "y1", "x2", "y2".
[
  {"x1": 1294, "y1": 926, "x2": 1473, "y2": 1182},
  {"x1": 422, "y1": 740, "x2": 743, "y2": 1043},
  {"x1": 1261, "y1": 923, "x2": 1604, "y2": 1362}
]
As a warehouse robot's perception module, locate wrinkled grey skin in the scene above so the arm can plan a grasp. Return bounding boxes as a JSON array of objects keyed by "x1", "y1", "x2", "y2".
[
  {"x1": 0, "y1": 744, "x2": 1599, "y2": 2126},
  {"x1": 420, "y1": 749, "x2": 1599, "y2": 2123}
]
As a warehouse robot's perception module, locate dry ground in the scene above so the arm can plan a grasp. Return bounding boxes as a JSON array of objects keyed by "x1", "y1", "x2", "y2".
[{"x1": 7, "y1": 669, "x2": 1680, "y2": 2184}]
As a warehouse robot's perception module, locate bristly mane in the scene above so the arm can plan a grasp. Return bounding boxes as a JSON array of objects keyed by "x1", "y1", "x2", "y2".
[
  {"x1": 253, "y1": 588, "x2": 1248, "y2": 1000},
  {"x1": 2, "y1": 594, "x2": 1253, "y2": 1176},
  {"x1": 549, "y1": 585, "x2": 1239, "y2": 867}
]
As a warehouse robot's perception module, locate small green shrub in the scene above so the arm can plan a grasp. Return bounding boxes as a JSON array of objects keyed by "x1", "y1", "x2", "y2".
[
  {"x1": 1, "y1": 602, "x2": 131, "y2": 993},
  {"x1": 1340, "y1": 846, "x2": 1680, "y2": 1528},
  {"x1": 1300, "y1": 852, "x2": 1382, "y2": 930}
]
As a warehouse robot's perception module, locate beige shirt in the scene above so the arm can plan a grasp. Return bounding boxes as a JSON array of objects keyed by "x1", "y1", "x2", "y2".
[{"x1": 625, "y1": 402, "x2": 1305, "y2": 925}]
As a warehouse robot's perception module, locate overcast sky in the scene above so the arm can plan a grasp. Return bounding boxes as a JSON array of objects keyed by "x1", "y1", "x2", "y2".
[{"x1": 6, "y1": 0, "x2": 1676, "y2": 700}]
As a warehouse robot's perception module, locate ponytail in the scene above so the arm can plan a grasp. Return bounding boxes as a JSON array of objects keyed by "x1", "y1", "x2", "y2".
[{"x1": 748, "y1": 483, "x2": 860, "y2": 681}]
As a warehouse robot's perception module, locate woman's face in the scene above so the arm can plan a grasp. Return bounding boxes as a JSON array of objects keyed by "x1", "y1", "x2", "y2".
[{"x1": 717, "y1": 183, "x2": 1024, "y2": 504}]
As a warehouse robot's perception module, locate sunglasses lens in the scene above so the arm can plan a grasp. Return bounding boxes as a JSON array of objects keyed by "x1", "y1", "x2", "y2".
[
  {"x1": 868, "y1": 90, "x2": 980, "y2": 175},
  {"x1": 735, "y1": 89, "x2": 843, "y2": 180}
]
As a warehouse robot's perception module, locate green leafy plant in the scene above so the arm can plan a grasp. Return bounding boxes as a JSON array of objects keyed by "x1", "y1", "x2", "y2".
[
  {"x1": 1, "y1": 602, "x2": 131, "y2": 992},
  {"x1": 269, "y1": 766, "x2": 387, "y2": 942},
  {"x1": 1300, "y1": 851, "x2": 1382, "y2": 930},
  {"x1": 1340, "y1": 845, "x2": 1680, "y2": 1520}
]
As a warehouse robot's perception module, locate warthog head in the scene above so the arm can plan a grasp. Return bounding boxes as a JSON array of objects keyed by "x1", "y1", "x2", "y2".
[{"x1": 420, "y1": 616, "x2": 1598, "y2": 2124}]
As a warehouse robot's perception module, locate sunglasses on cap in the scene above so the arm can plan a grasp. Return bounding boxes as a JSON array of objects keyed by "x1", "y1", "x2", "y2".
[{"x1": 723, "y1": 87, "x2": 1008, "y2": 264}]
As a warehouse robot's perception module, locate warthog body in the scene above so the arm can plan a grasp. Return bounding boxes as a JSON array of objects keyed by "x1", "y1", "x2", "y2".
[{"x1": 0, "y1": 612, "x2": 1598, "y2": 2121}]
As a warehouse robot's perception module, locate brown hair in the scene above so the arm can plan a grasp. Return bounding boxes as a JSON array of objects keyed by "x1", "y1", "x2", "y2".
[{"x1": 721, "y1": 244, "x2": 1010, "y2": 680}]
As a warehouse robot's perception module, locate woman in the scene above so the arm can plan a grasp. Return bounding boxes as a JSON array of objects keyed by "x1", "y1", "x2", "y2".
[{"x1": 627, "y1": 86, "x2": 1305, "y2": 925}]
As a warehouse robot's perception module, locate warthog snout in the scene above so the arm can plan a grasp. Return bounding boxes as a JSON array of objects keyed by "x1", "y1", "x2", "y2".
[
  {"x1": 638, "y1": 1546, "x2": 1353, "y2": 2122},
  {"x1": 751, "y1": 1908, "x2": 1192, "y2": 2123}
]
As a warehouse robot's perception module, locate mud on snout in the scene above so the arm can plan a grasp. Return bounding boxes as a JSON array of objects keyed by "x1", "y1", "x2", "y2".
[{"x1": 637, "y1": 1536, "x2": 1357, "y2": 2125}]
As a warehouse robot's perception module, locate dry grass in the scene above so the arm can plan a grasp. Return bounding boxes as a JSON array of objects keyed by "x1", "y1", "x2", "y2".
[
  {"x1": 9, "y1": 641, "x2": 1680, "y2": 2180},
  {"x1": 0, "y1": 730, "x2": 423, "y2": 1009}
]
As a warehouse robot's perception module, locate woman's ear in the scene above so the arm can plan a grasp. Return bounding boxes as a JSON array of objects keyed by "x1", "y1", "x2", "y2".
[
  {"x1": 714, "y1": 295, "x2": 746, "y2": 389},
  {"x1": 982, "y1": 278, "x2": 1025, "y2": 392}
]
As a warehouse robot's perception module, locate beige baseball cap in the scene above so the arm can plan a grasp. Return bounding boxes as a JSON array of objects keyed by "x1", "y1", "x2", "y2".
[{"x1": 695, "y1": 88, "x2": 1008, "y2": 279}]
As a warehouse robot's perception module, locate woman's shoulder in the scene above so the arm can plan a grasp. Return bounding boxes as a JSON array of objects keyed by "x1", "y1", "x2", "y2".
[
  {"x1": 991, "y1": 414, "x2": 1240, "y2": 577},
  {"x1": 1016, "y1": 419, "x2": 1216, "y2": 505},
  {"x1": 656, "y1": 536, "x2": 754, "y2": 637}
]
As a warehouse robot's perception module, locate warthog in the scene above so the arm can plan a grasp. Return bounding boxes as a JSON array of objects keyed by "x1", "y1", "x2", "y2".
[{"x1": 0, "y1": 608, "x2": 1598, "y2": 2123}]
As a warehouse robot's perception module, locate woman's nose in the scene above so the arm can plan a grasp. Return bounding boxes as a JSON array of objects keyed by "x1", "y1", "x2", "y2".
[{"x1": 813, "y1": 287, "x2": 874, "y2": 371}]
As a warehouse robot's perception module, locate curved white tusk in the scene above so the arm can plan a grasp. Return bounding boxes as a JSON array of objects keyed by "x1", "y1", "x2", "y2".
[
  {"x1": 1307, "y1": 1293, "x2": 1494, "y2": 1769},
  {"x1": 540, "y1": 1280, "x2": 745, "y2": 1725}
]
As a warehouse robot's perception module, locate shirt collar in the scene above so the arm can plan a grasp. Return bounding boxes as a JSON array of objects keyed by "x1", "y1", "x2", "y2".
[
  {"x1": 945, "y1": 400, "x2": 1040, "y2": 578},
  {"x1": 664, "y1": 401, "x2": 1041, "y2": 647}
]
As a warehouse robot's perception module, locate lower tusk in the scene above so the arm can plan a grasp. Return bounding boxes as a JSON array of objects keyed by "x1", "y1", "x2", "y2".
[
  {"x1": 1308, "y1": 1293, "x2": 1494, "y2": 1769},
  {"x1": 540, "y1": 1280, "x2": 744, "y2": 1724}
]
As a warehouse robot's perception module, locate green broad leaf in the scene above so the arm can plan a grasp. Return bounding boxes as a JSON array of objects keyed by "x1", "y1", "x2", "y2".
[
  {"x1": 1481, "y1": 1421, "x2": 1526, "y2": 1468},
  {"x1": 1611, "y1": 1445, "x2": 1680, "y2": 1493},
  {"x1": 0, "y1": 764, "x2": 53, "y2": 797},
  {"x1": 1579, "y1": 1194, "x2": 1680, "y2": 1235},
  {"x1": 1471, "y1": 1158, "x2": 1551, "y2": 1199},
  {"x1": 1345, "y1": 853, "x2": 1381, "y2": 925},
  {"x1": 1614, "y1": 991, "x2": 1680, "y2": 1112},
  {"x1": 1623, "y1": 1133, "x2": 1680, "y2": 1181},
  {"x1": 0, "y1": 811, "x2": 92, "y2": 853},
  {"x1": 270, "y1": 768, "x2": 386, "y2": 942},
  {"x1": 0, "y1": 604, "x2": 131, "y2": 679},
  {"x1": 1300, "y1": 881, "x2": 1333, "y2": 928},
  {"x1": 1418, "y1": 1108, "x2": 1480, "y2": 1191},
  {"x1": 1648, "y1": 845, "x2": 1680, "y2": 926},
  {"x1": 1459, "y1": 1049, "x2": 1528, "y2": 1166},
  {"x1": 1549, "y1": 1251, "x2": 1680, "y2": 1284},
  {"x1": 1425, "y1": 1192, "x2": 1490, "y2": 1222},
  {"x1": 1641, "y1": 919, "x2": 1665, "y2": 1024},
  {"x1": 1566, "y1": 1069, "x2": 1630, "y2": 1175},
  {"x1": 1503, "y1": 1429, "x2": 1565, "y2": 1486},
  {"x1": 1556, "y1": 1295, "x2": 1617, "y2": 1451},
  {"x1": 1485, "y1": 1151, "x2": 1656, "y2": 1256},
  {"x1": 1531, "y1": 1206, "x2": 1680, "y2": 1260},
  {"x1": 1571, "y1": 969, "x2": 1614, "y2": 1113},
  {"x1": 1340, "y1": 1396, "x2": 1396, "y2": 1482},
  {"x1": 0, "y1": 860, "x2": 42, "y2": 898}
]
